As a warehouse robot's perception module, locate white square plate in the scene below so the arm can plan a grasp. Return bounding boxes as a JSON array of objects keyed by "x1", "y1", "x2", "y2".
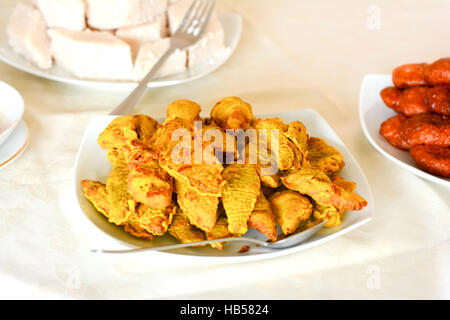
[
  {"x1": 359, "y1": 74, "x2": 450, "y2": 187},
  {"x1": 0, "y1": 10, "x2": 241, "y2": 90},
  {"x1": 73, "y1": 109, "x2": 374, "y2": 261}
]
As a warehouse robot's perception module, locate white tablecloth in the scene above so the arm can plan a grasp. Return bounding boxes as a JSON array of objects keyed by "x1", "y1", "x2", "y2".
[{"x1": 0, "y1": 0, "x2": 449, "y2": 299}]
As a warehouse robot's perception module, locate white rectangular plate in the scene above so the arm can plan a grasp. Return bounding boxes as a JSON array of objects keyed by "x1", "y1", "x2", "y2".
[
  {"x1": 359, "y1": 74, "x2": 450, "y2": 187},
  {"x1": 73, "y1": 109, "x2": 374, "y2": 261}
]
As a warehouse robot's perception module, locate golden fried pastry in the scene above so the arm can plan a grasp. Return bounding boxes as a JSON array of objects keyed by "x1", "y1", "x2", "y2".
[
  {"x1": 256, "y1": 164, "x2": 281, "y2": 188},
  {"x1": 269, "y1": 190, "x2": 312, "y2": 235},
  {"x1": 166, "y1": 99, "x2": 201, "y2": 122},
  {"x1": 105, "y1": 163, "x2": 137, "y2": 225},
  {"x1": 98, "y1": 115, "x2": 158, "y2": 151},
  {"x1": 211, "y1": 97, "x2": 253, "y2": 130},
  {"x1": 312, "y1": 176, "x2": 357, "y2": 227},
  {"x1": 281, "y1": 167, "x2": 367, "y2": 211},
  {"x1": 81, "y1": 179, "x2": 154, "y2": 239},
  {"x1": 253, "y1": 118, "x2": 299, "y2": 171},
  {"x1": 285, "y1": 121, "x2": 309, "y2": 166},
  {"x1": 206, "y1": 217, "x2": 233, "y2": 250},
  {"x1": 154, "y1": 117, "x2": 225, "y2": 196},
  {"x1": 308, "y1": 137, "x2": 345, "y2": 176},
  {"x1": 222, "y1": 164, "x2": 261, "y2": 235},
  {"x1": 135, "y1": 203, "x2": 176, "y2": 236},
  {"x1": 127, "y1": 162, "x2": 173, "y2": 210},
  {"x1": 248, "y1": 193, "x2": 277, "y2": 241},
  {"x1": 175, "y1": 179, "x2": 219, "y2": 232},
  {"x1": 81, "y1": 180, "x2": 111, "y2": 219},
  {"x1": 124, "y1": 214, "x2": 154, "y2": 240},
  {"x1": 168, "y1": 211, "x2": 205, "y2": 244}
]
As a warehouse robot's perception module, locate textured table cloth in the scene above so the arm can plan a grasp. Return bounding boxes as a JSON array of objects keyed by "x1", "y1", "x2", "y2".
[{"x1": 0, "y1": 0, "x2": 449, "y2": 299}]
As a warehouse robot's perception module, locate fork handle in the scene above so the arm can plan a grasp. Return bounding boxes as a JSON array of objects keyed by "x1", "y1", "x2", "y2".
[
  {"x1": 92, "y1": 237, "x2": 271, "y2": 254},
  {"x1": 110, "y1": 46, "x2": 177, "y2": 116}
]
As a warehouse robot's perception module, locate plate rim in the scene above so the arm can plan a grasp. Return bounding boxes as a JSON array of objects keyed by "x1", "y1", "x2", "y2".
[
  {"x1": 0, "y1": 11, "x2": 242, "y2": 89},
  {"x1": 0, "y1": 119, "x2": 30, "y2": 169},
  {"x1": 359, "y1": 74, "x2": 450, "y2": 187},
  {"x1": 72, "y1": 109, "x2": 374, "y2": 261}
]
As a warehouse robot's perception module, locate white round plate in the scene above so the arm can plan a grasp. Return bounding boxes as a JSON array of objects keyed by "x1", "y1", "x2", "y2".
[
  {"x1": 359, "y1": 74, "x2": 450, "y2": 187},
  {"x1": 0, "y1": 11, "x2": 242, "y2": 89},
  {"x1": 0, "y1": 119, "x2": 30, "y2": 170},
  {"x1": 73, "y1": 110, "x2": 374, "y2": 261},
  {"x1": 0, "y1": 81, "x2": 24, "y2": 146}
]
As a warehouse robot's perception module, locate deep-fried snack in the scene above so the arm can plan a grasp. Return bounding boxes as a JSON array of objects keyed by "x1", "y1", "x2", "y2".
[
  {"x1": 154, "y1": 117, "x2": 225, "y2": 196},
  {"x1": 253, "y1": 118, "x2": 299, "y2": 171},
  {"x1": 248, "y1": 193, "x2": 277, "y2": 241},
  {"x1": 400, "y1": 113, "x2": 450, "y2": 147},
  {"x1": 380, "y1": 86, "x2": 402, "y2": 111},
  {"x1": 427, "y1": 86, "x2": 450, "y2": 116},
  {"x1": 124, "y1": 214, "x2": 155, "y2": 240},
  {"x1": 175, "y1": 179, "x2": 219, "y2": 232},
  {"x1": 166, "y1": 99, "x2": 201, "y2": 122},
  {"x1": 105, "y1": 162, "x2": 137, "y2": 225},
  {"x1": 307, "y1": 137, "x2": 345, "y2": 176},
  {"x1": 135, "y1": 203, "x2": 176, "y2": 236},
  {"x1": 398, "y1": 87, "x2": 429, "y2": 117},
  {"x1": 98, "y1": 115, "x2": 159, "y2": 151},
  {"x1": 255, "y1": 164, "x2": 281, "y2": 188},
  {"x1": 168, "y1": 211, "x2": 205, "y2": 244},
  {"x1": 313, "y1": 176, "x2": 356, "y2": 227},
  {"x1": 269, "y1": 190, "x2": 313, "y2": 235},
  {"x1": 222, "y1": 164, "x2": 261, "y2": 235},
  {"x1": 205, "y1": 217, "x2": 233, "y2": 250},
  {"x1": 379, "y1": 114, "x2": 411, "y2": 150},
  {"x1": 81, "y1": 179, "x2": 154, "y2": 239},
  {"x1": 281, "y1": 167, "x2": 368, "y2": 211},
  {"x1": 127, "y1": 163, "x2": 173, "y2": 210},
  {"x1": 285, "y1": 121, "x2": 309, "y2": 166},
  {"x1": 424, "y1": 58, "x2": 450, "y2": 86},
  {"x1": 211, "y1": 96, "x2": 253, "y2": 130},
  {"x1": 81, "y1": 180, "x2": 111, "y2": 219},
  {"x1": 381, "y1": 86, "x2": 450, "y2": 117},
  {"x1": 392, "y1": 63, "x2": 428, "y2": 88},
  {"x1": 409, "y1": 145, "x2": 450, "y2": 178}
]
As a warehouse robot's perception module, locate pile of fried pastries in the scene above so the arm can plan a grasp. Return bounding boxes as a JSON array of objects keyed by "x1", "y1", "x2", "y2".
[
  {"x1": 81, "y1": 97, "x2": 368, "y2": 250},
  {"x1": 379, "y1": 58, "x2": 450, "y2": 178}
]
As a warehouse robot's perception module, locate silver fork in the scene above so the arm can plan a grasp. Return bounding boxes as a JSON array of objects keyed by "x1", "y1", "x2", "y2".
[
  {"x1": 110, "y1": 0, "x2": 216, "y2": 116},
  {"x1": 92, "y1": 220, "x2": 328, "y2": 254}
]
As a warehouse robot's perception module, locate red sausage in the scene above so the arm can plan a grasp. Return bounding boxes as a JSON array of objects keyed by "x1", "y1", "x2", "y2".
[
  {"x1": 392, "y1": 63, "x2": 427, "y2": 88},
  {"x1": 379, "y1": 114, "x2": 410, "y2": 150},
  {"x1": 399, "y1": 87, "x2": 429, "y2": 117},
  {"x1": 410, "y1": 145, "x2": 450, "y2": 178},
  {"x1": 426, "y1": 85, "x2": 450, "y2": 115},
  {"x1": 424, "y1": 58, "x2": 450, "y2": 86}
]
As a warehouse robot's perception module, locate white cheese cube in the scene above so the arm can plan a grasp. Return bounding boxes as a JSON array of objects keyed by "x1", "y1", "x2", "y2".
[
  {"x1": 187, "y1": 14, "x2": 224, "y2": 67},
  {"x1": 7, "y1": 3, "x2": 53, "y2": 70},
  {"x1": 134, "y1": 38, "x2": 186, "y2": 80},
  {"x1": 116, "y1": 14, "x2": 168, "y2": 58},
  {"x1": 86, "y1": 0, "x2": 168, "y2": 30},
  {"x1": 35, "y1": 0, "x2": 86, "y2": 31},
  {"x1": 48, "y1": 28, "x2": 134, "y2": 80}
]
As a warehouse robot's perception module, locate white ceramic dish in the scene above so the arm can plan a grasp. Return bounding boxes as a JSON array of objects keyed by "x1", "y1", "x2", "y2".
[
  {"x1": 0, "y1": 119, "x2": 29, "y2": 170},
  {"x1": 0, "y1": 81, "x2": 24, "y2": 146},
  {"x1": 0, "y1": 11, "x2": 242, "y2": 89},
  {"x1": 359, "y1": 74, "x2": 450, "y2": 187},
  {"x1": 73, "y1": 109, "x2": 374, "y2": 261}
]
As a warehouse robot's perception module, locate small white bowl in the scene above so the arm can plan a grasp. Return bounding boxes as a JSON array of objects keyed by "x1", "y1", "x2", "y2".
[{"x1": 0, "y1": 81, "x2": 25, "y2": 146}]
